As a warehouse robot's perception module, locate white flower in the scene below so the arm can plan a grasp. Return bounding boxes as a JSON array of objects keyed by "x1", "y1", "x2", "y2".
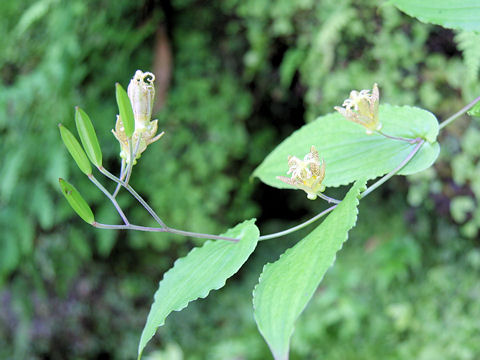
[
  {"x1": 112, "y1": 70, "x2": 164, "y2": 164},
  {"x1": 277, "y1": 146, "x2": 326, "y2": 200},
  {"x1": 334, "y1": 83, "x2": 381, "y2": 134}
]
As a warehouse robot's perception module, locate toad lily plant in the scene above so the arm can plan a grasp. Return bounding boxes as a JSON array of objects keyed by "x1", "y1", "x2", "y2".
[{"x1": 58, "y1": 71, "x2": 480, "y2": 360}]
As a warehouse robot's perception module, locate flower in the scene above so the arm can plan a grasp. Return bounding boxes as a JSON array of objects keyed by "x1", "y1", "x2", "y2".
[
  {"x1": 277, "y1": 145, "x2": 326, "y2": 200},
  {"x1": 128, "y1": 70, "x2": 155, "y2": 130},
  {"x1": 112, "y1": 70, "x2": 164, "y2": 164},
  {"x1": 334, "y1": 83, "x2": 381, "y2": 134}
]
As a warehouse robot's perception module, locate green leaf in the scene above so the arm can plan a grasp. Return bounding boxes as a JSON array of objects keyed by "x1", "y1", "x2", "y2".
[
  {"x1": 58, "y1": 178, "x2": 95, "y2": 224},
  {"x1": 115, "y1": 83, "x2": 135, "y2": 138},
  {"x1": 468, "y1": 101, "x2": 480, "y2": 117},
  {"x1": 138, "y1": 219, "x2": 260, "y2": 359},
  {"x1": 253, "y1": 105, "x2": 440, "y2": 189},
  {"x1": 390, "y1": 0, "x2": 480, "y2": 32},
  {"x1": 455, "y1": 31, "x2": 480, "y2": 80},
  {"x1": 58, "y1": 124, "x2": 92, "y2": 175},
  {"x1": 75, "y1": 107, "x2": 103, "y2": 167},
  {"x1": 253, "y1": 180, "x2": 365, "y2": 360}
]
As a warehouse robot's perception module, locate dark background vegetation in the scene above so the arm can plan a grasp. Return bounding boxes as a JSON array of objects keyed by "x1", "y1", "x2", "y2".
[{"x1": 1, "y1": 0, "x2": 480, "y2": 359}]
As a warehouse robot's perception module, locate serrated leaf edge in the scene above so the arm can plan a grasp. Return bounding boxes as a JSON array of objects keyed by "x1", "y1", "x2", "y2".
[
  {"x1": 252, "y1": 181, "x2": 365, "y2": 358},
  {"x1": 138, "y1": 219, "x2": 259, "y2": 359}
]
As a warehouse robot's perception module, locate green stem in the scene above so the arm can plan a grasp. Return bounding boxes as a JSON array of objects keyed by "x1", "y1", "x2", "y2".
[
  {"x1": 259, "y1": 205, "x2": 337, "y2": 241},
  {"x1": 112, "y1": 159, "x2": 126, "y2": 198},
  {"x1": 88, "y1": 174, "x2": 129, "y2": 225},
  {"x1": 439, "y1": 95, "x2": 480, "y2": 130},
  {"x1": 98, "y1": 166, "x2": 239, "y2": 242},
  {"x1": 124, "y1": 138, "x2": 135, "y2": 186},
  {"x1": 317, "y1": 192, "x2": 341, "y2": 204},
  {"x1": 92, "y1": 222, "x2": 239, "y2": 242},
  {"x1": 99, "y1": 166, "x2": 167, "y2": 228}
]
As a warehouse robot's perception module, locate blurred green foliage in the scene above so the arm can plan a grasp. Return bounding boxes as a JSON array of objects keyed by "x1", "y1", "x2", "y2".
[{"x1": 1, "y1": 0, "x2": 479, "y2": 358}]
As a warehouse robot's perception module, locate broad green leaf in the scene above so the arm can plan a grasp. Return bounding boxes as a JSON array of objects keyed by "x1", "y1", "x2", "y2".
[
  {"x1": 115, "y1": 83, "x2": 135, "y2": 138},
  {"x1": 58, "y1": 178, "x2": 95, "y2": 224},
  {"x1": 59, "y1": 124, "x2": 92, "y2": 175},
  {"x1": 138, "y1": 220, "x2": 260, "y2": 359},
  {"x1": 253, "y1": 105, "x2": 439, "y2": 189},
  {"x1": 468, "y1": 101, "x2": 480, "y2": 117},
  {"x1": 390, "y1": 0, "x2": 480, "y2": 32},
  {"x1": 253, "y1": 180, "x2": 365, "y2": 360},
  {"x1": 75, "y1": 107, "x2": 103, "y2": 167}
]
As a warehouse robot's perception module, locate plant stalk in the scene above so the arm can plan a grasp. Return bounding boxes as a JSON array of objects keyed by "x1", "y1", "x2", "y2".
[
  {"x1": 92, "y1": 222, "x2": 239, "y2": 242},
  {"x1": 439, "y1": 95, "x2": 480, "y2": 130},
  {"x1": 98, "y1": 167, "x2": 239, "y2": 242},
  {"x1": 88, "y1": 174, "x2": 129, "y2": 225}
]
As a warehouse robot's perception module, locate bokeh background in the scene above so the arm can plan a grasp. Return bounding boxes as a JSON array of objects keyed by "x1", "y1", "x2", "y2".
[{"x1": 1, "y1": 0, "x2": 480, "y2": 359}]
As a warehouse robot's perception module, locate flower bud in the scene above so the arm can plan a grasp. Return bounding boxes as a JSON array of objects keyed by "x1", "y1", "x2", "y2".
[
  {"x1": 128, "y1": 70, "x2": 156, "y2": 131},
  {"x1": 112, "y1": 70, "x2": 164, "y2": 165}
]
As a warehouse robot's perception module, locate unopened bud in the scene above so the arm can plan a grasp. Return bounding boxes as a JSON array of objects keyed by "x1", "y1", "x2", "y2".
[
  {"x1": 127, "y1": 70, "x2": 156, "y2": 131},
  {"x1": 112, "y1": 70, "x2": 164, "y2": 165}
]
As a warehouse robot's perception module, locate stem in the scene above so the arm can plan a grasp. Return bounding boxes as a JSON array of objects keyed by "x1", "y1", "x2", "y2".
[
  {"x1": 92, "y1": 222, "x2": 162, "y2": 231},
  {"x1": 88, "y1": 174, "x2": 129, "y2": 225},
  {"x1": 317, "y1": 192, "x2": 341, "y2": 204},
  {"x1": 361, "y1": 139, "x2": 425, "y2": 198},
  {"x1": 439, "y1": 95, "x2": 480, "y2": 130},
  {"x1": 124, "y1": 138, "x2": 135, "y2": 186},
  {"x1": 124, "y1": 136, "x2": 142, "y2": 187},
  {"x1": 92, "y1": 222, "x2": 238, "y2": 242},
  {"x1": 258, "y1": 205, "x2": 337, "y2": 241},
  {"x1": 163, "y1": 228, "x2": 240, "y2": 242},
  {"x1": 377, "y1": 130, "x2": 418, "y2": 144},
  {"x1": 99, "y1": 166, "x2": 167, "y2": 228},
  {"x1": 98, "y1": 166, "x2": 239, "y2": 242},
  {"x1": 112, "y1": 159, "x2": 126, "y2": 198}
]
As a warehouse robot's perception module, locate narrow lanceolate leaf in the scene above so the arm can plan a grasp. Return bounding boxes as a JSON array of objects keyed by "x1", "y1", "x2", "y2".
[
  {"x1": 391, "y1": 0, "x2": 480, "y2": 32},
  {"x1": 58, "y1": 178, "x2": 95, "y2": 224},
  {"x1": 59, "y1": 124, "x2": 92, "y2": 175},
  {"x1": 75, "y1": 107, "x2": 103, "y2": 167},
  {"x1": 115, "y1": 83, "x2": 134, "y2": 138},
  {"x1": 253, "y1": 105, "x2": 440, "y2": 189},
  {"x1": 253, "y1": 180, "x2": 366, "y2": 360},
  {"x1": 138, "y1": 220, "x2": 260, "y2": 359}
]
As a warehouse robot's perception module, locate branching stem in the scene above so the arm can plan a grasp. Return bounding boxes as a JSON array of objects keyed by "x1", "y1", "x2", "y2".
[
  {"x1": 112, "y1": 159, "x2": 126, "y2": 198},
  {"x1": 88, "y1": 174, "x2": 129, "y2": 225},
  {"x1": 92, "y1": 222, "x2": 239, "y2": 242},
  {"x1": 97, "y1": 166, "x2": 239, "y2": 242},
  {"x1": 99, "y1": 166, "x2": 167, "y2": 228}
]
